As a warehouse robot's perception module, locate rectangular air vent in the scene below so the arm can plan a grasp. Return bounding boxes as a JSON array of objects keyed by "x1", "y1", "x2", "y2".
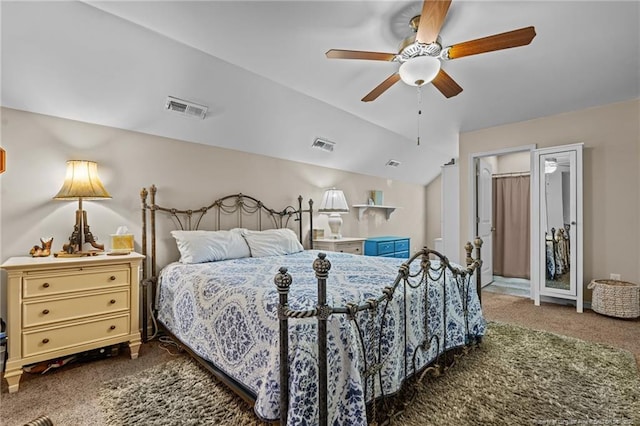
[
  {"x1": 165, "y1": 96, "x2": 208, "y2": 119},
  {"x1": 312, "y1": 138, "x2": 335, "y2": 152},
  {"x1": 385, "y1": 159, "x2": 401, "y2": 167}
]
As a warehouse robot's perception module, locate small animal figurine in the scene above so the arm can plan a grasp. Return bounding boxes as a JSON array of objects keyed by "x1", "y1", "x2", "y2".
[{"x1": 30, "y1": 237, "x2": 53, "y2": 257}]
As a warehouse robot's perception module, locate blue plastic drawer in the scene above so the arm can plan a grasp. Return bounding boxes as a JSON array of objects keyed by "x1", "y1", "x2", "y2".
[
  {"x1": 377, "y1": 242, "x2": 394, "y2": 255},
  {"x1": 393, "y1": 251, "x2": 409, "y2": 259},
  {"x1": 394, "y1": 239, "x2": 409, "y2": 252}
]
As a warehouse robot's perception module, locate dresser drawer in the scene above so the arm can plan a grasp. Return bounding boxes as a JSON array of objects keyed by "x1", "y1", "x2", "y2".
[
  {"x1": 22, "y1": 314, "x2": 130, "y2": 358},
  {"x1": 376, "y1": 242, "x2": 394, "y2": 255},
  {"x1": 393, "y1": 251, "x2": 409, "y2": 259},
  {"x1": 23, "y1": 267, "x2": 129, "y2": 298},
  {"x1": 394, "y1": 239, "x2": 409, "y2": 252},
  {"x1": 335, "y1": 242, "x2": 363, "y2": 255},
  {"x1": 23, "y1": 289, "x2": 129, "y2": 328},
  {"x1": 365, "y1": 236, "x2": 411, "y2": 258}
]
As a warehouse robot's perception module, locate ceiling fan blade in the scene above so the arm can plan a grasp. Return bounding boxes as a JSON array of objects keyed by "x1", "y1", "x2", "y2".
[
  {"x1": 415, "y1": 0, "x2": 452, "y2": 44},
  {"x1": 446, "y1": 26, "x2": 537, "y2": 60},
  {"x1": 431, "y1": 69, "x2": 463, "y2": 98},
  {"x1": 362, "y1": 73, "x2": 401, "y2": 102},
  {"x1": 326, "y1": 49, "x2": 396, "y2": 61}
]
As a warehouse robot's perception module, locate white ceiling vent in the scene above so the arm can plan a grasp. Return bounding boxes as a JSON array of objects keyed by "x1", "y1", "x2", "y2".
[
  {"x1": 165, "y1": 96, "x2": 208, "y2": 119},
  {"x1": 312, "y1": 138, "x2": 335, "y2": 152},
  {"x1": 385, "y1": 159, "x2": 401, "y2": 167}
]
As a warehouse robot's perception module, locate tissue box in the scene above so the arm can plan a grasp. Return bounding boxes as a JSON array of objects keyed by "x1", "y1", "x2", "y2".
[{"x1": 110, "y1": 234, "x2": 134, "y2": 254}]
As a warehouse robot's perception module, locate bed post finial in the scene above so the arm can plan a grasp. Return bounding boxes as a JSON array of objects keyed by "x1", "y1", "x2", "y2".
[
  {"x1": 274, "y1": 267, "x2": 292, "y2": 425},
  {"x1": 313, "y1": 252, "x2": 331, "y2": 279},
  {"x1": 465, "y1": 241, "x2": 473, "y2": 268},
  {"x1": 274, "y1": 267, "x2": 292, "y2": 293}
]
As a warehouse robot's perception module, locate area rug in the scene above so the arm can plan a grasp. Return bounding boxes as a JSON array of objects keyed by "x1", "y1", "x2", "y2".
[{"x1": 99, "y1": 322, "x2": 640, "y2": 425}]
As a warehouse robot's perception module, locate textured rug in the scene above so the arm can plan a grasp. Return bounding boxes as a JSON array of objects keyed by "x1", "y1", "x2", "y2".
[{"x1": 99, "y1": 322, "x2": 640, "y2": 425}]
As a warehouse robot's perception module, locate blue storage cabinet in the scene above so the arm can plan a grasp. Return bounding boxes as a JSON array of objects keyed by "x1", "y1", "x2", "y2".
[{"x1": 364, "y1": 236, "x2": 410, "y2": 259}]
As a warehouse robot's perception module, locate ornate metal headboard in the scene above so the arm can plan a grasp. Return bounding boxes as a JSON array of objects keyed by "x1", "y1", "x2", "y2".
[{"x1": 140, "y1": 184, "x2": 314, "y2": 280}]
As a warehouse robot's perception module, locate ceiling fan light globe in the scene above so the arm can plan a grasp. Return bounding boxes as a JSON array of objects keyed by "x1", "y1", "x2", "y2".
[{"x1": 399, "y1": 56, "x2": 441, "y2": 87}]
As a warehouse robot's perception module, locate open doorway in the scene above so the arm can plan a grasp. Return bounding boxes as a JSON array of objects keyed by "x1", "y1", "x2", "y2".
[{"x1": 469, "y1": 145, "x2": 535, "y2": 298}]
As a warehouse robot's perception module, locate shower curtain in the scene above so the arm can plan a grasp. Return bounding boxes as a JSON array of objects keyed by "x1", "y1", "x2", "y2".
[{"x1": 493, "y1": 175, "x2": 530, "y2": 279}]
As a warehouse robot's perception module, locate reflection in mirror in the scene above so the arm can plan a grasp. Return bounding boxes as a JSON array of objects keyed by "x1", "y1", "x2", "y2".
[{"x1": 543, "y1": 153, "x2": 571, "y2": 291}]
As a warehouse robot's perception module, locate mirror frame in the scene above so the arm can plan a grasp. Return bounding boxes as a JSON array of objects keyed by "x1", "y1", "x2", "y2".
[{"x1": 532, "y1": 143, "x2": 583, "y2": 312}]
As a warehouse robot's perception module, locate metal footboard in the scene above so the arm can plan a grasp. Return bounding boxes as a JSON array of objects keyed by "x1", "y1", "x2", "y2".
[{"x1": 274, "y1": 238, "x2": 483, "y2": 425}]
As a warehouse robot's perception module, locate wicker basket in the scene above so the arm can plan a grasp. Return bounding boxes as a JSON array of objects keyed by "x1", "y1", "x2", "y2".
[{"x1": 588, "y1": 279, "x2": 640, "y2": 318}]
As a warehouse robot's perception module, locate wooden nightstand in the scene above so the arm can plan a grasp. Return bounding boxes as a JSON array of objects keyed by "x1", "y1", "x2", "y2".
[
  {"x1": 1, "y1": 252, "x2": 144, "y2": 393},
  {"x1": 313, "y1": 237, "x2": 366, "y2": 255}
]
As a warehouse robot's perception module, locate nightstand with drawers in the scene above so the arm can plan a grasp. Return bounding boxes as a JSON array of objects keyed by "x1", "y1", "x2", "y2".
[
  {"x1": 1, "y1": 252, "x2": 144, "y2": 392},
  {"x1": 313, "y1": 237, "x2": 366, "y2": 255},
  {"x1": 364, "y1": 236, "x2": 411, "y2": 259}
]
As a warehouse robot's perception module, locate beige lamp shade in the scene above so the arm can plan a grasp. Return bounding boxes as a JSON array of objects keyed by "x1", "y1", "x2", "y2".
[
  {"x1": 54, "y1": 160, "x2": 111, "y2": 200},
  {"x1": 318, "y1": 188, "x2": 349, "y2": 213}
]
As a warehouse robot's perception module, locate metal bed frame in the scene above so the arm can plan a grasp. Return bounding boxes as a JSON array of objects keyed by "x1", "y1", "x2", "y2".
[{"x1": 140, "y1": 185, "x2": 483, "y2": 425}]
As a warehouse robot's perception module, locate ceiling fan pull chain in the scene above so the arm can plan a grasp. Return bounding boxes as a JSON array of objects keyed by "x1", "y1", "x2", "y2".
[{"x1": 417, "y1": 86, "x2": 423, "y2": 146}]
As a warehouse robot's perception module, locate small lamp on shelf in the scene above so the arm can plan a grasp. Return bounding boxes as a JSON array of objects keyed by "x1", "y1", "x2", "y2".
[
  {"x1": 318, "y1": 188, "x2": 349, "y2": 239},
  {"x1": 54, "y1": 160, "x2": 111, "y2": 253}
]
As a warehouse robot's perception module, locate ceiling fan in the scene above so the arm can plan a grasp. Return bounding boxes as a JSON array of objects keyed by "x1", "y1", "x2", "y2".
[{"x1": 326, "y1": 0, "x2": 536, "y2": 102}]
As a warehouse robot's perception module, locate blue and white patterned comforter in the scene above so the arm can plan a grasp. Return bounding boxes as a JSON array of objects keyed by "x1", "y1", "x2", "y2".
[{"x1": 157, "y1": 250, "x2": 485, "y2": 425}]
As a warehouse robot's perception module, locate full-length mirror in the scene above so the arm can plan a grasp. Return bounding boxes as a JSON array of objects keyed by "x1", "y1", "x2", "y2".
[
  {"x1": 542, "y1": 153, "x2": 572, "y2": 292},
  {"x1": 533, "y1": 143, "x2": 583, "y2": 312}
]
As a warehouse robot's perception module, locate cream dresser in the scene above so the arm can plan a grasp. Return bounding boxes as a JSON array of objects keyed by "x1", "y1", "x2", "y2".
[
  {"x1": 1, "y1": 252, "x2": 144, "y2": 392},
  {"x1": 313, "y1": 237, "x2": 366, "y2": 255}
]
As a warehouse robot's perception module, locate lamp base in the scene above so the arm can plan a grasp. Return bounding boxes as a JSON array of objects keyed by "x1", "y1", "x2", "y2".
[
  {"x1": 62, "y1": 204, "x2": 104, "y2": 253},
  {"x1": 327, "y1": 213, "x2": 343, "y2": 240}
]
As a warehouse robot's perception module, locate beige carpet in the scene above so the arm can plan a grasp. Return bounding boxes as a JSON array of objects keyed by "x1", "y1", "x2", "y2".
[
  {"x1": 2, "y1": 292, "x2": 639, "y2": 425},
  {"x1": 97, "y1": 322, "x2": 640, "y2": 426},
  {"x1": 481, "y1": 291, "x2": 640, "y2": 369}
]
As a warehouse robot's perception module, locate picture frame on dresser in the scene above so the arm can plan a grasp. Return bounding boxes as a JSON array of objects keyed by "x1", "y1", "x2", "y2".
[{"x1": 1, "y1": 252, "x2": 144, "y2": 392}]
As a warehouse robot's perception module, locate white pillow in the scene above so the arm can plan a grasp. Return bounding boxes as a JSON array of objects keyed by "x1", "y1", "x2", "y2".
[
  {"x1": 171, "y1": 228, "x2": 250, "y2": 264},
  {"x1": 241, "y1": 228, "x2": 304, "y2": 257}
]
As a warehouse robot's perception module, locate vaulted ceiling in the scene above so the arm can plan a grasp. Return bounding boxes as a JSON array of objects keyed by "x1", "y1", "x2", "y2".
[{"x1": 2, "y1": 1, "x2": 639, "y2": 184}]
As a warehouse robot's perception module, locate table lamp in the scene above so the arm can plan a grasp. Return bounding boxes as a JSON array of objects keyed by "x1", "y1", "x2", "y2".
[
  {"x1": 318, "y1": 188, "x2": 349, "y2": 239},
  {"x1": 54, "y1": 160, "x2": 111, "y2": 253}
]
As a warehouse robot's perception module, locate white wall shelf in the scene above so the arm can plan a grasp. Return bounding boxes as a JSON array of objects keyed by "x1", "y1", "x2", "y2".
[{"x1": 352, "y1": 204, "x2": 398, "y2": 221}]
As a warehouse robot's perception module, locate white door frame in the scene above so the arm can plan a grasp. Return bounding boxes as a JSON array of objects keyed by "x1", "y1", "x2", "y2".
[{"x1": 468, "y1": 144, "x2": 536, "y2": 292}]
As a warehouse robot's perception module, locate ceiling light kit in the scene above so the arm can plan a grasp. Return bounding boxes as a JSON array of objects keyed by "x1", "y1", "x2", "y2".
[{"x1": 326, "y1": 0, "x2": 536, "y2": 101}]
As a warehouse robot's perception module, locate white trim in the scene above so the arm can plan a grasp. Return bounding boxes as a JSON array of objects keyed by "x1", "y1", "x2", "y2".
[{"x1": 468, "y1": 144, "x2": 536, "y2": 290}]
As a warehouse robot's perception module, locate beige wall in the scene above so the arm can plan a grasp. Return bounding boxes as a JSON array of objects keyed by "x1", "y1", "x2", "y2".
[
  {"x1": 424, "y1": 173, "x2": 442, "y2": 249},
  {"x1": 0, "y1": 107, "x2": 428, "y2": 318},
  {"x1": 456, "y1": 99, "x2": 640, "y2": 296},
  {"x1": 496, "y1": 151, "x2": 530, "y2": 174}
]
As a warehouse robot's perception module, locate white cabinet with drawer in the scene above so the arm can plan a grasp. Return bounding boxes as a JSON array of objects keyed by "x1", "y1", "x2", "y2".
[
  {"x1": 313, "y1": 237, "x2": 365, "y2": 255},
  {"x1": 1, "y1": 253, "x2": 144, "y2": 392}
]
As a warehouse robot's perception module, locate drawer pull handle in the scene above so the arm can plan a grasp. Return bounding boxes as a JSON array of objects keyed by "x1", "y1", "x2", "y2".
[
  {"x1": 42, "y1": 338, "x2": 50, "y2": 344},
  {"x1": 109, "y1": 276, "x2": 116, "y2": 281},
  {"x1": 42, "y1": 309, "x2": 50, "y2": 315},
  {"x1": 43, "y1": 283, "x2": 50, "y2": 288},
  {"x1": 109, "y1": 325, "x2": 116, "y2": 330},
  {"x1": 109, "y1": 299, "x2": 116, "y2": 304}
]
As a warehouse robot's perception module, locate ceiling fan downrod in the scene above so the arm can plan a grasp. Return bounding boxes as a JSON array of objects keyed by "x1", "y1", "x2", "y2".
[{"x1": 416, "y1": 86, "x2": 423, "y2": 146}]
